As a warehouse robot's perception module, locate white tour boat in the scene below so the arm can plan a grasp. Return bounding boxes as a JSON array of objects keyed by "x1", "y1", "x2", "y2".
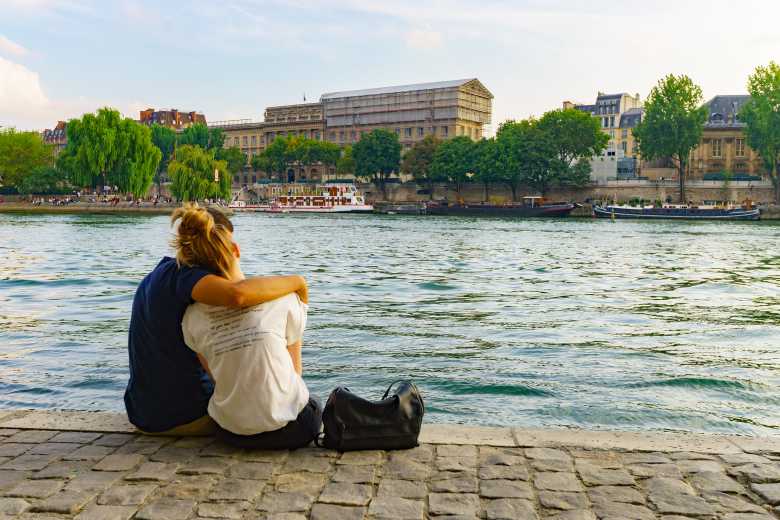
[{"x1": 229, "y1": 184, "x2": 373, "y2": 214}]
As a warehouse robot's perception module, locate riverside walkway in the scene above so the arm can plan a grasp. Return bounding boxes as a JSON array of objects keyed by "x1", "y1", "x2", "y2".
[{"x1": 0, "y1": 410, "x2": 777, "y2": 519}]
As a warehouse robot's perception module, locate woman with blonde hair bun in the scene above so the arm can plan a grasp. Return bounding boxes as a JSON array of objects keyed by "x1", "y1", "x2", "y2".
[{"x1": 124, "y1": 203, "x2": 308, "y2": 437}]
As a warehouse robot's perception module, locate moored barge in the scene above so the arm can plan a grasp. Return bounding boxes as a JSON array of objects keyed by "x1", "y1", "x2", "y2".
[
  {"x1": 593, "y1": 204, "x2": 760, "y2": 221},
  {"x1": 425, "y1": 197, "x2": 577, "y2": 217}
]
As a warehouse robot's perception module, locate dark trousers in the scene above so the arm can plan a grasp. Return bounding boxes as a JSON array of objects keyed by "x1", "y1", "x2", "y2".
[{"x1": 216, "y1": 397, "x2": 322, "y2": 450}]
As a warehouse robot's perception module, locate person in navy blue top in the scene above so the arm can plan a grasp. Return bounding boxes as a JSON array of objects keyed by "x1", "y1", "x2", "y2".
[{"x1": 124, "y1": 204, "x2": 308, "y2": 435}]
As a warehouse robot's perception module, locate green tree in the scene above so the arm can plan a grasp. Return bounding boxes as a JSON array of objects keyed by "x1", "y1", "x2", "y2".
[
  {"x1": 401, "y1": 135, "x2": 442, "y2": 200},
  {"x1": 215, "y1": 147, "x2": 247, "y2": 175},
  {"x1": 740, "y1": 61, "x2": 780, "y2": 203},
  {"x1": 633, "y1": 74, "x2": 708, "y2": 202},
  {"x1": 168, "y1": 145, "x2": 230, "y2": 202},
  {"x1": 209, "y1": 127, "x2": 225, "y2": 150},
  {"x1": 178, "y1": 123, "x2": 209, "y2": 149},
  {"x1": 352, "y1": 129, "x2": 401, "y2": 197},
  {"x1": 537, "y1": 108, "x2": 608, "y2": 167},
  {"x1": 58, "y1": 108, "x2": 161, "y2": 196},
  {"x1": 150, "y1": 124, "x2": 176, "y2": 191},
  {"x1": 17, "y1": 166, "x2": 69, "y2": 195},
  {"x1": 472, "y1": 138, "x2": 501, "y2": 202},
  {"x1": 0, "y1": 129, "x2": 53, "y2": 189},
  {"x1": 256, "y1": 136, "x2": 290, "y2": 181},
  {"x1": 336, "y1": 145, "x2": 356, "y2": 178},
  {"x1": 430, "y1": 136, "x2": 475, "y2": 199}
]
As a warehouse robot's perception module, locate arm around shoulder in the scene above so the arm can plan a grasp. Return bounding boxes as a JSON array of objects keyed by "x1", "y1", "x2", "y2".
[{"x1": 192, "y1": 274, "x2": 308, "y2": 308}]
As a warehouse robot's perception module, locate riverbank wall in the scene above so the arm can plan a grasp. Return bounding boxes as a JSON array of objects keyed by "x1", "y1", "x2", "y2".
[
  {"x1": 0, "y1": 408, "x2": 777, "y2": 519},
  {"x1": 364, "y1": 180, "x2": 777, "y2": 206},
  {"x1": 0, "y1": 203, "x2": 232, "y2": 216}
]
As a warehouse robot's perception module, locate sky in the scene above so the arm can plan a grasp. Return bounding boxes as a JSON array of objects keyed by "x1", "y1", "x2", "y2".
[{"x1": 1, "y1": 0, "x2": 779, "y2": 132}]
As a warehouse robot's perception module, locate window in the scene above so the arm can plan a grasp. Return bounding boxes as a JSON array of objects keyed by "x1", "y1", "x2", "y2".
[
  {"x1": 329, "y1": 131, "x2": 336, "y2": 141},
  {"x1": 735, "y1": 138, "x2": 745, "y2": 157},
  {"x1": 252, "y1": 175, "x2": 257, "y2": 184},
  {"x1": 242, "y1": 136, "x2": 248, "y2": 146},
  {"x1": 404, "y1": 128, "x2": 412, "y2": 137},
  {"x1": 314, "y1": 131, "x2": 320, "y2": 140},
  {"x1": 233, "y1": 137, "x2": 240, "y2": 146},
  {"x1": 712, "y1": 139, "x2": 722, "y2": 158},
  {"x1": 251, "y1": 135, "x2": 256, "y2": 145},
  {"x1": 350, "y1": 130, "x2": 356, "y2": 141},
  {"x1": 610, "y1": 116, "x2": 615, "y2": 128},
  {"x1": 417, "y1": 127, "x2": 424, "y2": 137},
  {"x1": 442, "y1": 126, "x2": 449, "y2": 137},
  {"x1": 621, "y1": 141, "x2": 627, "y2": 154},
  {"x1": 621, "y1": 129, "x2": 628, "y2": 139},
  {"x1": 339, "y1": 131, "x2": 345, "y2": 142},
  {"x1": 603, "y1": 117, "x2": 608, "y2": 128},
  {"x1": 395, "y1": 128, "x2": 401, "y2": 135},
  {"x1": 233, "y1": 175, "x2": 239, "y2": 183}
]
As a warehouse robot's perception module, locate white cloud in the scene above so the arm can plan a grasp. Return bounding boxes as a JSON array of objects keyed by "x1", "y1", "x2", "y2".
[
  {"x1": 405, "y1": 28, "x2": 443, "y2": 50},
  {"x1": 0, "y1": 56, "x2": 48, "y2": 115},
  {"x1": 0, "y1": 35, "x2": 29, "y2": 57},
  {"x1": 0, "y1": 56, "x2": 147, "y2": 130}
]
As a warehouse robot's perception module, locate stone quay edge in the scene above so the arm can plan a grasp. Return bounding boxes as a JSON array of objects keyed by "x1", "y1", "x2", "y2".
[{"x1": 0, "y1": 409, "x2": 778, "y2": 520}]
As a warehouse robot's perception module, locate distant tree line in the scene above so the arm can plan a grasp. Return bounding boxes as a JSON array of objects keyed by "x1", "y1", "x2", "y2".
[{"x1": 2, "y1": 62, "x2": 780, "y2": 203}]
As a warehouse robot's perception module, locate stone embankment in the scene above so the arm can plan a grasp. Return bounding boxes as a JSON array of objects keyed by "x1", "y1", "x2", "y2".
[
  {"x1": 0, "y1": 409, "x2": 777, "y2": 519},
  {"x1": 0, "y1": 203, "x2": 232, "y2": 217}
]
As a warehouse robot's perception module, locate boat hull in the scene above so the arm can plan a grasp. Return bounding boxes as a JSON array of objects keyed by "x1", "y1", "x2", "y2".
[
  {"x1": 425, "y1": 203, "x2": 576, "y2": 217},
  {"x1": 593, "y1": 205, "x2": 760, "y2": 221},
  {"x1": 233, "y1": 204, "x2": 374, "y2": 214}
]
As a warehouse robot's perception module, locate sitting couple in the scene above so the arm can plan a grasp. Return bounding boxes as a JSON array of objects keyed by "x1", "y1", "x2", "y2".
[{"x1": 124, "y1": 204, "x2": 320, "y2": 449}]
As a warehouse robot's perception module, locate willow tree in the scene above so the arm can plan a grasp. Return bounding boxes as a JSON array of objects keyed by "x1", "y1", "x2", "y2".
[
  {"x1": 633, "y1": 74, "x2": 708, "y2": 202},
  {"x1": 740, "y1": 62, "x2": 780, "y2": 203},
  {"x1": 150, "y1": 124, "x2": 176, "y2": 191},
  {"x1": 168, "y1": 145, "x2": 230, "y2": 202},
  {"x1": 58, "y1": 108, "x2": 160, "y2": 196}
]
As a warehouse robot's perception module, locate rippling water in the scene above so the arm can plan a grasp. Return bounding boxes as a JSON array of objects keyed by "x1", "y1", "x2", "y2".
[{"x1": 1, "y1": 212, "x2": 779, "y2": 435}]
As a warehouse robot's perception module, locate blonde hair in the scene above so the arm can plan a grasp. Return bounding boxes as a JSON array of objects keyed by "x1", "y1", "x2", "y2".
[{"x1": 171, "y1": 203, "x2": 235, "y2": 277}]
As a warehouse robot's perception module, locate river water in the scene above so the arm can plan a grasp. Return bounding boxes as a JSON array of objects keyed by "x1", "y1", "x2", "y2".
[{"x1": 1, "y1": 212, "x2": 779, "y2": 435}]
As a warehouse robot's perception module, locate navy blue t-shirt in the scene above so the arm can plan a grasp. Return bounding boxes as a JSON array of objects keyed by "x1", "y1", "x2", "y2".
[{"x1": 124, "y1": 256, "x2": 214, "y2": 432}]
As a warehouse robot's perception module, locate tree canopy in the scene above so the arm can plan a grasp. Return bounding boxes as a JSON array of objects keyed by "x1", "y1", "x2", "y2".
[
  {"x1": 57, "y1": 107, "x2": 161, "y2": 197},
  {"x1": 430, "y1": 136, "x2": 475, "y2": 197},
  {"x1": 633, "y1": 74, "x2": 708, "y2": 202},
  {"x1": 401, "y1": 135, "x2": 442, "y2": 199},
  {"x1": 537, "y1": 108, "x2": 608, "y2": 167},
  {"x1": 168, "y1": 145, "x2": 230, "y2": 201},
  {"x1": 740, "y1": 61, "x2": 780, "y2": 203},
  {"x1": 0, "y1": 129, "x2": 53, "y2": 189},
  {"x1": 351, "y1": 129, "x2": 401, "y2": 195},
  {"x1": 215, "y1": 147, "x2": 247, "y2": 175},
  {"x1": 178, "y1": 123, "x2": 224, "y2": 150},
  {"x1": 17, "y1": 166, "x2": 69, "y2": 195},
  {"x1": 336, "y1": 145, "x2": 356, "y2": 178}
]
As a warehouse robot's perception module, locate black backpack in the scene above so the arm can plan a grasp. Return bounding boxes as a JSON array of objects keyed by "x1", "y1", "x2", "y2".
[{"x1": 318, "y1": 381, "x2": 424, "y2": 452}]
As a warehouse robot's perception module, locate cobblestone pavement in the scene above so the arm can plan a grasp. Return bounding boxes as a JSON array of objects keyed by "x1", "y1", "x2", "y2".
[{"x1": 0, "y1": 411, "x2": 778, "y2": 519}]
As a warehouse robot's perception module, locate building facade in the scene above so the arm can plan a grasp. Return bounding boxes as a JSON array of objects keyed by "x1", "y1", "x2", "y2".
[
  {"x1": 689, "y1": 95, "x2": 763, "y2": 180},
  {"x1": 564, "y1": 92, "x2": 642, "y2": 181},
  {"x1": 41, "y1": 121, "x2": 68, "y2": 155},
  {"x1": 140, "y1": 108, "x2": 206, "y2": 129},
  {"x1": 211, "y1": 78, "x2": 493, "y2": 188},
  {"x1": 321, "y1": 78, "x2": 493, "y2": 149}
]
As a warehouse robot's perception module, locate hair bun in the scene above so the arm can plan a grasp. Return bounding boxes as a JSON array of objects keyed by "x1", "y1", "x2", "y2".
[{"x1": 172, "y1": 203, "x2": 214, "y2": 238}]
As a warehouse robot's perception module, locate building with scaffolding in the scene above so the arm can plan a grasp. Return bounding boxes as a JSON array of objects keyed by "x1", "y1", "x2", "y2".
[{"x1": 321, "y1": 78, "x2": 493, "y2": 149}]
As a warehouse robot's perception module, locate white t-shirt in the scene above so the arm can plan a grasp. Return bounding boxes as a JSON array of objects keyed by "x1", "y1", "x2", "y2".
[{"x1": 182, "y1": 293, "x2": 309, "y2": 435}]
